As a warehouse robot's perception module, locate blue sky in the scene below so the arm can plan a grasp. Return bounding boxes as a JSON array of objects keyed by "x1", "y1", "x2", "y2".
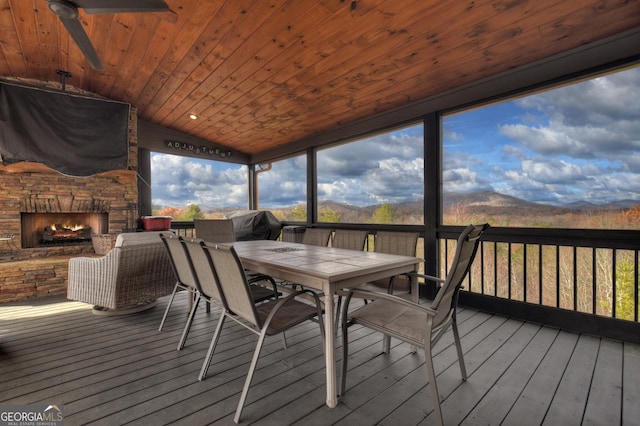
[
  {"x1": 316, "y1": 125, "x2": 424, "y2": 206},
  {"x1": 152, "y1": 66, "x2": 640, "y2": 209}
]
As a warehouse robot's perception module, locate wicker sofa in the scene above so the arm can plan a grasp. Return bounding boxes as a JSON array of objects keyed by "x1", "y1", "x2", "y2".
[{"x1": 67, "y1": 231, "x2": 176, "y2": 315}]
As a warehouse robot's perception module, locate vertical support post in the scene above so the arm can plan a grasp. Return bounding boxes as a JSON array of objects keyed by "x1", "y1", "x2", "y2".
[
  {"x1": 307, "y1": 147, "x2": 317, "y2": 225},
  {"x1": 424, "y1": 112, "x2": 440, "y2": 299},
  {"x1": 248, "y1": 164, "x2": 256, "y2": 210}
]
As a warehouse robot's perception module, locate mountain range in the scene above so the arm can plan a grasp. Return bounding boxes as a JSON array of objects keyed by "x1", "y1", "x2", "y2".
[
  {"x1": 203, "y1": 191, "x2": 638, "y2": 219},
  {"x1": 315, "y1": 191, "x2": 638, "y2": 219},
  {"x1": 445, "y1": 191, "x2": 637, "y2": 211}
]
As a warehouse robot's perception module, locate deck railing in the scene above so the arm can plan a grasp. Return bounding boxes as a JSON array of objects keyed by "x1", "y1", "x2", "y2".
[
  {"x1": 169, "y1": 220, "x2": 640, "y2": 339},
  {"x1": 440, "y1": 227, "x2": 640, "y2": 324},
  {"x1": 169, "y1": 221, "x2": 196, "y2": 238}
]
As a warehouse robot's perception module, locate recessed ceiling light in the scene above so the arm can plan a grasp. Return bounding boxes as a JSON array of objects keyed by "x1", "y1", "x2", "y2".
[{"x1": 188, "y1": 114, "x2": 198, "y2": 120}]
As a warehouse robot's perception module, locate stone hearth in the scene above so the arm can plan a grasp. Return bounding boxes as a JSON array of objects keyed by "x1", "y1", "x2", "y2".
[{"x1": 0, "y1": 168, "x2": 139, "y2": 302}]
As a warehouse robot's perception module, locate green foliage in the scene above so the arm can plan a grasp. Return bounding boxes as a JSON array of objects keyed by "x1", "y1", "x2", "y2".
[
  {"x1": 319, "y1": 208, "x2": 340, "y2": 223},
  {"x1": 614, "y1": 257, "x2": 637, "y2": 321},
  {"x1": 270, "y1": 210, "x2": 286, "y2": 221},
  {"x1": 290, "y1": 205, "x2": 307, "y2": 221},
  {"x1": 369, "y1": 203, "x2": 395, "y2": 224},
  {"x1": 176, "y1": 204, "x2": 205, "y2": 221}
]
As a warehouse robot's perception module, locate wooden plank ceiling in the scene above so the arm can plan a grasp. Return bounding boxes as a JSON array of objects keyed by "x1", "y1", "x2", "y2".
[{"x1": 0, "y1": 0, "x2": 639, "y2": 157}]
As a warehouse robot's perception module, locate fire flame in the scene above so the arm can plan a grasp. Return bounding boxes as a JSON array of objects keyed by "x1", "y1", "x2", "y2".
[{"x1": 51, "y1": 223, "x2": 86, "y2": 232}]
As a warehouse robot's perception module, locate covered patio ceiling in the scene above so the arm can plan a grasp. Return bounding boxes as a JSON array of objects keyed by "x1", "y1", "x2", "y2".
[{"x1": 1, "y1": 0, "x2": 639, "y2": 160}]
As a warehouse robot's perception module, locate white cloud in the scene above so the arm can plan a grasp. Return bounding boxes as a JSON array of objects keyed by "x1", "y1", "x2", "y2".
[
  {"x1": 500, "y1": 123, "x2": 591, "y2": 157},
  {"x1": 505, "y1": 67, "x2": 640, "y2": 173},
  {"x1": 151, "y1": 153, "x2": 248, "y2": 208},
  {"x1": 446, "y1": 66, "x2": 640, "y2": 204},
  {"x1": 521, "y1": 159, "x2": 585, "y2": 184},
  {"x1": 443, "y1": 168, "x2": 493, "y2": 193}
]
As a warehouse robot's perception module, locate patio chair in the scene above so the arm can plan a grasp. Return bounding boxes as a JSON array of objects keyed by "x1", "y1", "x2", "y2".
[
  {"x1": 335, "y1": 231, "x2": 419, "y2": 326},
  {"x1": 331, "y1": 229, "x2": 368, "y2": 251},
  {"x1": 340, "y1": 223, "x2": 490, "y2": 426},
  {"x1": 199, "y1": 242, "x2": 325, "y2": 424},
  {"x1": 281, "y1": 227, "x2": 333, "y2": 291},
  {"x1": 194, "y1": 218, "x2": 235, "y2": 242},
  {"x1": 178, "y1": 238, "x2": 281, "y2": 350},
  {"x1": 301, "y1": 227, "x2": 331, "y2": 246},
  {"x1": 68, "y1": 231, "x2": 176, "y2": 314},
  {"x1": 363, "y1": 231, "x2": 420, "y2": 294},
  {"x1": 195, "y1": 218, "x2": 275, "y2": 284},
  {"x1": 158, "y1": 233, "x2": 202, "y2": 332}
]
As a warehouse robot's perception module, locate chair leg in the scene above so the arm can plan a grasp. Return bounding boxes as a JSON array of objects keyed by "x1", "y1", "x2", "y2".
[
  {"x1": 424, "y1": 343, "x2": 444, "y2": 426},
  {"x1": 158, "y1": 282, "x2": 180, "y2": 331},
  {"x1": 178, "y1": 294, "x2": 200, "y2": 350},
  {"x1": 382, "y1": 334, "x2": 391, "y2": 354},
  {"x1": 198, "y1": 312, "x2": 227, "y2": 381},
  {"x1": 452, "y1": 318, "x2": 467, "y2": 380},
  {"x1": 340, "y1": 319, "x2": 349, "y2": 395},
  {"x1": 234, "y1": 329, "x2": 268, "y2": 424},
  {"x1": 335, "y1": 295, "x2": 342, "y2": 333}
]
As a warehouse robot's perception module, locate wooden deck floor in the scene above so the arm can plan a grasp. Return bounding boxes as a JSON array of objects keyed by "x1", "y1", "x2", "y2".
[{"x1": 1, "y1": 294, "x2": 639, "y2": 426}]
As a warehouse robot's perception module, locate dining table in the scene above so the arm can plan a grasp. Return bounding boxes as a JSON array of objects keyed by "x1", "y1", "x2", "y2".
[{"x1": 228, "y1": 239, "x2": 422, "y2": 409}]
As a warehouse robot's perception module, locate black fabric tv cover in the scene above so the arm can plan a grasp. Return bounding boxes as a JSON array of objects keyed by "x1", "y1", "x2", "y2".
[{"x1": 0, "y1": 81, "x2": 130, "y2": 176}]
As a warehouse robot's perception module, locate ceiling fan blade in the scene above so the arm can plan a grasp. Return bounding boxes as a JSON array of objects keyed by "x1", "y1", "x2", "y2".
[
  {"x1": 59, "y1": 16, "x2": 104, "y2": 71},
  {"x1": 73, "y1": 0, "x2": 169, "y2": 14}
]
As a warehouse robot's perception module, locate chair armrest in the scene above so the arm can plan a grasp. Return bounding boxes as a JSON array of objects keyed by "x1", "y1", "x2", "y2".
[
  {"x1": 347, "y1": 288, "x2": 437, "y2": 317},
  {"x1": 247, "y1": 273, "x2": 281, "y2": 302},
  {"x1": 247, "y1": 273, "x2": 278, "y2": 293},
  {"x1": 67, "y1": 250, "x2": 121, "y2": 308},
  {"x1": 387, "y1": 272, "x2": 444, "y2": 294},
  {"x1": 270, "y1": 288, "x2": 323, "y2": 311},
  {"x1": 408, "y1": 272, "x2": 445, "y2": 284},
  {"x1": 262, "y1": 288, "x2": 325, "y2": 335}
]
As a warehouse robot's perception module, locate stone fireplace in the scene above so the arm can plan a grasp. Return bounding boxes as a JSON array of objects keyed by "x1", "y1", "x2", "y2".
[
  {"x1": 21, "y1": 212, "x2": 109, "y2": 248},
  {"x1": 0, "y1": 83, "x2": 139, "y2": 302},
  {"x1": 0, "y1": 153, "x2": 139, "y2": 256},
  {"x1": 0, "y1": 165, "x2": 139, "y2": 302}
]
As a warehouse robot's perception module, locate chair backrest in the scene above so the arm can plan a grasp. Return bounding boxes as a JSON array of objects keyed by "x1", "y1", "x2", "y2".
[
  {"x1": 302, "y1": 228, "x2": 331, "y2": 246},
  {"x1": 430, "y1": 223, "x2": 490, "y2": 327},
  {"x1": 160, "y1": 233, "x2": 198, "y2": 290},
  {"x1": 181, "y1": 238, "x2": 225, "y2": 304},
  {"x1": 369, "y1": 231, "x2": 419, "y2": 291},
  {"x1": 116, "y1": 231, "x2": 170, "y2": 247},
  {"x1": 111, "y1": 243, "x2": 176, "y2": 296},
  {"x1": 374, "y1": 231, "x2": 419, "y2": 256},
  {"x1": 194, "y1": 219, "x2": 236, "y2": 243},
  {"x1": 201, "y1": 242, "x2": 261, "y2": 328},
  {"x1": 332, "y1": 229, "x2": 368, "y2": 251}
]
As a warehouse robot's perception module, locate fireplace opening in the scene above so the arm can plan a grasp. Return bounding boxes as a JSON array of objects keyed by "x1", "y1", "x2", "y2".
[{"x1": 21, "y1": 213, "x2": 108, "y2": 248}]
